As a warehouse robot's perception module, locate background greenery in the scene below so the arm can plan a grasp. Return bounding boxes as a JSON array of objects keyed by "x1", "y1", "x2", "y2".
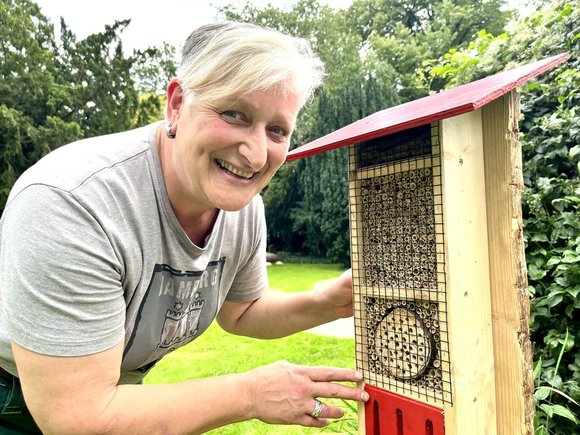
[{"x1": 1, "y1": 0, "x2": 577, "y2": 431}]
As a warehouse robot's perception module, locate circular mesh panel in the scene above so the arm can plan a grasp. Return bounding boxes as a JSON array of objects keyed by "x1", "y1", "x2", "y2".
[{"x1": 374, "y1": 307, "x2": 433, "y2": 380}]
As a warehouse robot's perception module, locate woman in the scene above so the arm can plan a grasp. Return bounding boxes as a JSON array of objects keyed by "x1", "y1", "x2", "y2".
[{"x1": 0, "y1": 22, "x2": 368, "y2": 433}]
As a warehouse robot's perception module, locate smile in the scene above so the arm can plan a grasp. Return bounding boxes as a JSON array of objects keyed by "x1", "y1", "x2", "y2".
[{"x1": 216, "y1": 159, "x2": 255, "y2": 179}]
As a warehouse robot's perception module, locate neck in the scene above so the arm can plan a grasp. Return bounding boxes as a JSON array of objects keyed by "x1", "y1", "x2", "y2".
[{"x1": 177, "y1": 208, "x2": 219, "y2": 247}]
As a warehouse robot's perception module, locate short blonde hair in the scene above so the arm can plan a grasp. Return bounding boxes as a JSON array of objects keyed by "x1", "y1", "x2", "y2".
[{"x1": 177, "y1": 22, "x2": 325, "y2": 107}]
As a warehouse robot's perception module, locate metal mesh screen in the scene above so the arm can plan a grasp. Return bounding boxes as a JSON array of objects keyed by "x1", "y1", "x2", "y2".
[{"x1": 349, "y1": 123, "x2": 452, "y2": 405}]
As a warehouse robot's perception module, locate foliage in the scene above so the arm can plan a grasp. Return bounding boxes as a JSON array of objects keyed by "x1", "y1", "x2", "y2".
[
  {"x1": 292, "y1": 75, "x2": 395, "y2": 265},
  {"x1": 0, "y1": 0, "x2": 83, "y2": 211},
  {"x1": 347, "y1": 0, "x2": 513, "y2": 101},
  {"x1": 0, "y1": 0, "x2": 174, "y2": 215},
  {"x1": 419, "y1": 0, "x2": 580, "y2": 432}
]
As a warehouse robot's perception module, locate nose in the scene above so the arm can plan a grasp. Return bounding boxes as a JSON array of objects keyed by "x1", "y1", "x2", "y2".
[{"x1": 238, "y1": 128, "x2": 268, "y2": 171}]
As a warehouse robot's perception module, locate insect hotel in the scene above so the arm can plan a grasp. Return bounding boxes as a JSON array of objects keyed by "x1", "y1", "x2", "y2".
[{"x1": 287, "y1": 53, "x2": 569, "y2": 435}]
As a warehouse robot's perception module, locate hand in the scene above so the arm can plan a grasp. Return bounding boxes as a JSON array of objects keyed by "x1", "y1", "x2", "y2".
[
  {"x1": 316, "y1": 268, "x2": 354, "y2": 319},
  {"x1": 244, "y1": 360, "x2": 368, "y2": 428}
]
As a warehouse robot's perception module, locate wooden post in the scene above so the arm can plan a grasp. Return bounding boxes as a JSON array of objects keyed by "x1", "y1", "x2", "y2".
[
  {"x1": 440, "y1": 111, "x2": 498, "y2": 434},
  {"x1": 482, "y1": 91, "x2": 534, "y2": 434}
]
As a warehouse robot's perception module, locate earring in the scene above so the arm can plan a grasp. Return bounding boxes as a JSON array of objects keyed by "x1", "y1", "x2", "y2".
[{"x1": 165, "y1": 122, "x2": 176, "y2": 139}]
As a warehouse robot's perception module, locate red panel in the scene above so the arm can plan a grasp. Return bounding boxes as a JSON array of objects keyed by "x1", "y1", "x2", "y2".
[
  {"x1": 286, "y1": 53, "x2": 569, "y2": 162},
  {"x1": 364, "y1": 385, "x2": 445, "y2": 435}
]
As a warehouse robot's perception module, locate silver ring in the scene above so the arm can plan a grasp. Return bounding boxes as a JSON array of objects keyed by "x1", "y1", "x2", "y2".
[{"x1": 309, "y1": 399, "x2": 324, "y2": 418}]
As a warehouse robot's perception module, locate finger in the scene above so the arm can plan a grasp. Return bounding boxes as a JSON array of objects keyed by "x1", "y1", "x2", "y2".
[
  {"x1": 298, "y1": 415, "x2": 329, "y2": 428},
  {"x1": 312, "y1": 381, "x2": 369, "y2": 402},
  {"x1": 307, "y1": 366, "x2": 363, "y2": 383},
  {"x1": 308, "y1": 399, "x2": 345, "y2": 420}
]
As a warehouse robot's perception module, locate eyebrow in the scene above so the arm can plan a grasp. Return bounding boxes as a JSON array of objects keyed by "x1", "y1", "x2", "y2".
[{"x1": 230, "y1": 95, "x2": 297, "y2": 131}]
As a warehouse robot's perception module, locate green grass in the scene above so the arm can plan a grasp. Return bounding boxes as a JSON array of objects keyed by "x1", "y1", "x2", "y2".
[
  {"x1": 267, "y1": 263, "x2": 348, "y2": 293},
  {"x1": 144, "y1": 264, "x2": 357, "y2": 434}
]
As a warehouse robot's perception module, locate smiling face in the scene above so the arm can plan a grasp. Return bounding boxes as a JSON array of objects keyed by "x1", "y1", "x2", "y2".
[{"x1": 160, "y1": 80, "x2": 301, "y2": 220}]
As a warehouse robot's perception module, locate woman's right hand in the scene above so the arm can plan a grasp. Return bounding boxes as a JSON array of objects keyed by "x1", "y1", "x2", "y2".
[{"x1": 244, "y1": 360, "x2": 369, "y2": 427}]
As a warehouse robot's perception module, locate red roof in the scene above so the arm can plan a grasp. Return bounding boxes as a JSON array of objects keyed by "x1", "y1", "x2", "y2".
[{"x1": 287, "y1": 53, "x2": 570, "y2": 161}]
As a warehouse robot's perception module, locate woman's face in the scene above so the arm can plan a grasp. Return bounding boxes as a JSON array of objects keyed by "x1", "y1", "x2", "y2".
[{"x1": 165, "y1": 83, "x2": 301, "y2": 215}]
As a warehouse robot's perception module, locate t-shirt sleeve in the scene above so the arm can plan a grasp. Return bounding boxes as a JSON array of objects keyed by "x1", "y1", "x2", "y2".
[
  {"x1": 1, "y1": 185, "x2": 126, "y2": 356},
  {"x1": 225, "y1": 196, "x2": 268, "y2": 302}
]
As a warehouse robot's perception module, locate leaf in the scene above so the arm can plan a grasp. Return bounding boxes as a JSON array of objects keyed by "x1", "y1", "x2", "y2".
[
  {"x1": 540, "y1": 403, "x2": 554, "y2": 418},
  {"x1": 565, "y1": 286, "x2": 580, "y2": 299},
  {"x1": 535, "y1": 386, "x2": 550, "y2": 401},
  {"x1": 546, "y1": 294, "x2": 563, "y2": 308},
  {"x1": 550, "y1": 404, "x2": 579, "y2": 424},
  {"x1": 534, "y1": 362, "x2": 541, "y2": 380},
  {"x1": 532, "y1": 233, "x2": 550, "y2": 242},
  {"x1": 537, "y1": 386, "x2": 580, "y2": 407},
  {"x1": 529, "y1": 263, "x2": 548, "y2": 279}
]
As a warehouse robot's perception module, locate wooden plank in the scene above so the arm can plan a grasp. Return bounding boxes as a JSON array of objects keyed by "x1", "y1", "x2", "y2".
[
  {"x1": 481, "y1": 92, "x2": 534, "y2": 434},
  {"x1": 440, "y1": 111, "x2": 497, "y2": 434},
  {"x1": 287, "y1": 54, "x2": 569, "y2": 161},
  {"x1": 357, "y1": 381, "x2": 366, "y2": 435}
]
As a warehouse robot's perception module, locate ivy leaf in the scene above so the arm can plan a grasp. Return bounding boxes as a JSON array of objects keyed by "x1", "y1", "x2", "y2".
[
  {"x1": 566, "y1": 286, "x2": 580, "y2": 299},
  {"x1": 549, "y1": 404, "x2": 579, "y2": 424},
  {"x1": 529, "y1": 263, "x2": 548, "y2": 279},
  {"x1": 540, "y1": 403, "x2": 554, "y2": 418},
  {"x1": 535, "y1": 386, "x2": 551, "y2": 401},
  {"x1": 532, "y1": 233, "x2": 550, "y2": 242},
  {"x1": 546, "y1": 293, "x2": 564, "y2": 308}
]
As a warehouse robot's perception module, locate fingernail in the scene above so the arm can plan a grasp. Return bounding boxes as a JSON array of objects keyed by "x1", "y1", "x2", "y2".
[
  {"x1": 361, "y1": 392, "x2": 370, "y2": 401},
  {"x1": 354, "y1": 371, "x2": 363, "y2": 380}
]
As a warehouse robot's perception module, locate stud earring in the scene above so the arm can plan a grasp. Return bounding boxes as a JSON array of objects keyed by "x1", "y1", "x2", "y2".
[{"x1": 165, "y1": 122, "x2": 176, "y2": 139}]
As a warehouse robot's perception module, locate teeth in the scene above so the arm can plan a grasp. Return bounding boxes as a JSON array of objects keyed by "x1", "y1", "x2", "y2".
[{"x1": 217, "y1": 159, "x2": 254, "y2": 179}]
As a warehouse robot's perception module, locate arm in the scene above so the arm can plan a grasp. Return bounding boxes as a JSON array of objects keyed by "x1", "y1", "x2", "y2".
[
  {"x1": 217, "y1": 269, "x2": 353, "y2": 339},
  {"x1": 13, "y1": 338, "x2": 367, "y2": 434}
]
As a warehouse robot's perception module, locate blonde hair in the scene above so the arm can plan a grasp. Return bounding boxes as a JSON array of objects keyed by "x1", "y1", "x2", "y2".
[{"x1": 177, "y1": 22, "x2": 325, "y2": 107}]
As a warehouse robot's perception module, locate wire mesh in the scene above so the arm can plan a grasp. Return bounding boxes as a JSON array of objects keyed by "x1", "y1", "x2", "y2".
[{"x1": 349, "y1": 123, "x2": 452, "y2": 405}]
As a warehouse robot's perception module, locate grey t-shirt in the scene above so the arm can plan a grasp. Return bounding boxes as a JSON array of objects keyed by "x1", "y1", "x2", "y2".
[{"x1": 0, "y1": 122, "x2": 268, "y2": 383}]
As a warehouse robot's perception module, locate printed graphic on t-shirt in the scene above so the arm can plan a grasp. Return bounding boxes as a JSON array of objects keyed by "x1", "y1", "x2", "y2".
[{"x1": 122, "y1": 259, "x2": 225, "y2": 372}]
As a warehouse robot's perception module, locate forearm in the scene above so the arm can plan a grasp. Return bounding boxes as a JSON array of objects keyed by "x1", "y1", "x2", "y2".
[
  {"x1": 221, "y1": 289, "x2": 341, "y2": 339},
  {"x1": 35, "y1": 360, "x2": 368, "y2": 434},
  {"x1": 40, "y1": 373, "x2": 252, "y2": 435}
]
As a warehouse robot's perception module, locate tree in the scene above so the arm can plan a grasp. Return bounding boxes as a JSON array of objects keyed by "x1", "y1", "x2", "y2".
[
  {"x1": 55, "y1": 20, "x2": 140, "y2": 136},
  {"x1": 347, "y1": 0, "x2": 513, "y2": 101},
  {"x1": 0, "y1": 0, "x2": 83, "y2": 212},
  {"x1": 0, "y1": 0, "x2": 176, "y2": 214}
]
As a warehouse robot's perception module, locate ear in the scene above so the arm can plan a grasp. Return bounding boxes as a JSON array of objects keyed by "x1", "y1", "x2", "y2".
[{"x1": 166, "y1": 78, "x2": 185, "y2": 125}]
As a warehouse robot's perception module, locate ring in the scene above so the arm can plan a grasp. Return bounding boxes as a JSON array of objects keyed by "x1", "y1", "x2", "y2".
[{"x1": 309, "y1": 399, "x2": 324, "y2": 418}]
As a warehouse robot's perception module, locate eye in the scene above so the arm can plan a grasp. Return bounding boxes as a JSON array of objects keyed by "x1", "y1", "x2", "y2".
[
  {"x1": 268, "y1": 126, "x2": 289, "y2": 142},
  {"x1": 221, "y1": 110, "x2": 245, "y2": 121}
]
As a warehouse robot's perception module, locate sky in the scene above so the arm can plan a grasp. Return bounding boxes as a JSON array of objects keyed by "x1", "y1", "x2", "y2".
[
  {"x1": 34, "y1": 0, "x2": 530, "y2": 55},
  {"x1": 34, "y1": 0, "x2": 353, "y2": 54}
]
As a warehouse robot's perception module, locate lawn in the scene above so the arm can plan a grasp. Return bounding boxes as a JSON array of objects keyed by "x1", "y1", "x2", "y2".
[{"x1": 144, "y1": 263, "x2": 358, "y2": 434}]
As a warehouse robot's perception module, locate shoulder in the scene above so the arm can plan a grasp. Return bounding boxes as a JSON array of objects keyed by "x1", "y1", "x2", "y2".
[{"x1": 7, "y1": 123, "x2": 161, "y2": 204}]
